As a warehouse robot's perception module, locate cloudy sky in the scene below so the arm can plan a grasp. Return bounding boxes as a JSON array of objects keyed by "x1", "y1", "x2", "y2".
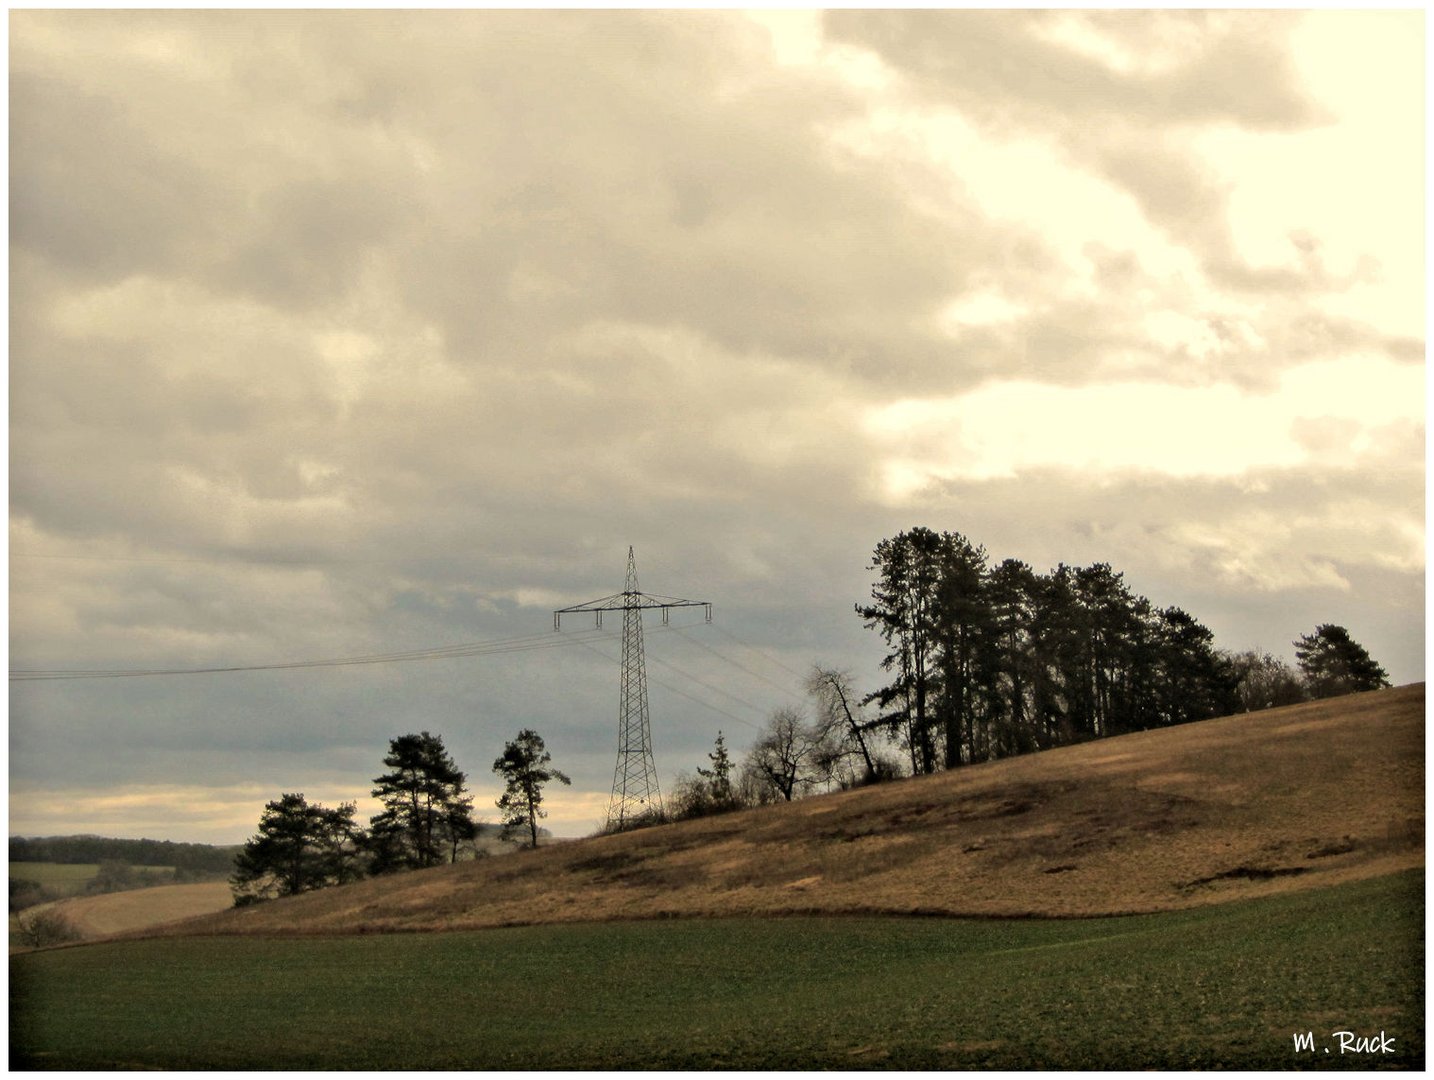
[{"x1": 9, "y1": 9, "x2": 1424, "y2": 843}]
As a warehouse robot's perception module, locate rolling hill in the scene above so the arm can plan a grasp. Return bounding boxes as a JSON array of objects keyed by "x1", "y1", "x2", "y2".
[
  {"x1": 152, "y1": 683, "x2": 1422, "y2": 938},
  {"x1": 15, "y1": 882, "x2": 234, "y2": 943}
]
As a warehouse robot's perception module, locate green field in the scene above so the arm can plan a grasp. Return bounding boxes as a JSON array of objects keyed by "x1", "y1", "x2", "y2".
[
  {"x1": 8, "y1": 864, "x2": 103, "y2": 897},
  {"x1": 10, "y1": 863, "x2": 176, "y2": 896},
  {"x1": 10, "y1": 870, "x2": 1422, "y2": 1070}
]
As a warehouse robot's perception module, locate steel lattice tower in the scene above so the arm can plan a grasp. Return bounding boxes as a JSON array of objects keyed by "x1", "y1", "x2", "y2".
[{"x1": 554, "y1": 548, "x2": 710, "y2": 829}]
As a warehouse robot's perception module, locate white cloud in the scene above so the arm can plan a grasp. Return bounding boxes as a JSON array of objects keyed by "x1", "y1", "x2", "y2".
[
  {"x1": 938, "y1": 289, "x2": 1030, "y2": 330},
  {"x1": 1028, "y1": 11, "x2": 1206, "y2": 79},
  {"x1": 1194, "y1": 11, "x2": 1423, "y2": 338},
  {"x1": 1161, "y1": 489, "x2": 1426, "y2": 594},
  {"x1": 864, "y1": 354, "x2": 1423, "y2": 494},
  {"x1": 9, "y1": 776, "x2": 629, "y2": 844}
]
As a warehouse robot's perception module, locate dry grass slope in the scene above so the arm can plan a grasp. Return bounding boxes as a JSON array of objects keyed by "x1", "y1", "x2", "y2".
[
  {"x1": 155, "y1": 684, "x2": 1422, "y2": 938},
  {"x1": 16, "y1": 883, "x2": 233, "y2": 944}
]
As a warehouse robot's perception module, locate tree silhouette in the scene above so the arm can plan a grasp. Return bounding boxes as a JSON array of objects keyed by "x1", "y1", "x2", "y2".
[
  {"x1": 696, "y1": 730, "x2": 738, "y2": 811},
  {"x1": 807, "y1": 665, "x2": 881, "y2": 784},
  {"x1": 746, "y1": 707, "x2": 821, "y2": 801},
  {"x1": 1226, "y1": 649, "x2": 1306, "y2": 712},
  {"x1": 856, "y1": 527, "x2": 1241, "y2": 773},
  {"x1": 933, "y1": 532, "x2": 990, "y2": 767},
  {"x1": 856, "y1": 527, "x2": 949, "y2": 774},
  {"x1": 1294, "y1": 625, "x2": 1390, "y2": 699},
  {"x1": 231, "y1": 793, "x2": 360, "y2": 904},
  {"x1": 493, "y1": 729, "x2": 570, "y2": 848},
  {"x1": 369, "y1": 731, "x2": 475, "y2": 872}
]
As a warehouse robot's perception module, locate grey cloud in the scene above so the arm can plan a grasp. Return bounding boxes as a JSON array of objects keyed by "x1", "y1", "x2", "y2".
[
  {"x1": 1083, "y1": 132, "x2": 1232, "y2": 261},
  {"x1": 12, "y1": 11, "x2": 1005, "y2": 391},
  {"x1": 9, "y1": 74, "x2": 221, "y2": 283},
  {"x1": 216, "y1": 179, "x2": 404, "y2": 310},
  {"x1": 10, "y1": 290, "x2": 349, "y2": 555}
]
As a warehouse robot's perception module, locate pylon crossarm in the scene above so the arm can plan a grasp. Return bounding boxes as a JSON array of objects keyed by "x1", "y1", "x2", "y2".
[
  {"x1": 554, "y1": 594, "x2": 710, "y2": 630},
  {"x1": 554, "y1": 591, "x2": 627, "y2": 612},
  {"x1": 638, "y1": 592, "x2": 709, "y2": 605}
]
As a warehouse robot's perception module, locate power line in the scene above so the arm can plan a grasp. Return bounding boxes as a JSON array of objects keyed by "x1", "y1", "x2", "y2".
[
  {"x1": 9, "y1": 571, "x2": 784, "y2": 749},
  {"x1": 644, "y1": 649, "x2": 773, "y2": 720},
  {"x1": 9, "y1": 612, "x2": 714, "y2": 684},
  {"x1": 9, "y1": 626, "x2": 618, "y2": 682},
  {"x1": 708, "y1": 623, "x2": 814, "y2": 682},
  {"x1": 571, "y1": 634, "x2": 761, "y2": 733},
  {"x1": 670, "y1": 625, "x2": 805, "y2": 702}
]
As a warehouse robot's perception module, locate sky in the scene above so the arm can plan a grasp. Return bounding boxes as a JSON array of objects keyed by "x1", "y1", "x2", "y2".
[{"x1": 8, "y1": 9, "x2": 1425, "y2": 844}]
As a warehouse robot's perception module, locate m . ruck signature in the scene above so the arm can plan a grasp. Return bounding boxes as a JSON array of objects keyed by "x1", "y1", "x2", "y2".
[{"x1": 1292, "y1": 1030, "x2": 1396, "y2": 1056}]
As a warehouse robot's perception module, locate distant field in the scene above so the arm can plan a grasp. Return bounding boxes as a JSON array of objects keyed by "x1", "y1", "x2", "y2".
[
  {"x1": 10, "y1": 870, "x2": 1422, "y2": 1070},
  {"x1": 9, "y1": 864, "x2": 175, "y2": 896},
  {"x1": 8, "y1": 864, "x2": 102, "y2": 896}
]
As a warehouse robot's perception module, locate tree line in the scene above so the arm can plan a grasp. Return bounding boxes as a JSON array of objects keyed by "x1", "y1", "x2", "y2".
[
  {"x1": 232, "y1": 728, "x2": 569, "y2": 905},
  {"x1": 668, "y1": 527, "x2": 1390, "y2": 819},
  {"x1": 857, "y1": 527, "x2": 1246, "y2": 773},
  {"x1": 9, "y1": 835, "x2": 240, "y2": 873},
  {"x1": 1229, "y1": 623, "x2": 1390, "y2": 710}
]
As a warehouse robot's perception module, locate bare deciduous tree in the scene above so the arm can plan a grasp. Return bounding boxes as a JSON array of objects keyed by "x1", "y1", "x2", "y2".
[
  {"x1": 745, "y1": 707, "x2": 821, "y2": 801},
  {"x1": 807, "y1": 665, "x2": 881, "y2": 785}
]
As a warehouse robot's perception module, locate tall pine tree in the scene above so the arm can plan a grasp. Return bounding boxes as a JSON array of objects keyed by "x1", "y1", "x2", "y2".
[{"x1": 369, "y1": 732, "x2": 475, "y2": 872}]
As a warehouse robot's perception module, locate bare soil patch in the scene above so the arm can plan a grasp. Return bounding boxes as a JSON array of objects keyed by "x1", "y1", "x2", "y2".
[{"x1": 143, "y1": 684, "x2": 1422, "y2": 938}]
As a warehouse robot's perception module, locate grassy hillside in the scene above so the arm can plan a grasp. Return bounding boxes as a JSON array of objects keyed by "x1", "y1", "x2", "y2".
[
  {"x1": 157, "y1": 684, "x2": 1422, "y2": 937},
  {"x1": 11, "y1": 870, "x2": 1423, "y2": 1069}
]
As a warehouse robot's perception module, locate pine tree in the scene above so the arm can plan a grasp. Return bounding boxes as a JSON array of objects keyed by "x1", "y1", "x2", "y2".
[
  {"x1": 1294, "y1": 625, "x2": 1391, "y2": 699},
  {"x1": 857, "y1": 527, "x2": 1249, "y2": 765},
  {"x1": 932, "y1": 532, "x2": 990, "y2": 767},
  {"x1": 493, "y1": 729, "x2": 571, "y2": 849},
  {"x1": 856, "y1": 527, "x2": 948, "y2": 774},
  {"x1": 696, "y1": 730, "x2": 736, "y2": 810},
  {"x1": 369, "y1": 731, "x2": 475, "y2": 872},
  {"x1": 231, "y1": 793, "x2": 359, "y2": 904}
]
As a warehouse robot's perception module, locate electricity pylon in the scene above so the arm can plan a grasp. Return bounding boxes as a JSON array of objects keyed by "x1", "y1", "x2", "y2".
[{"x1": 554, "y1": 548, "x2": 710, "y2": 829}]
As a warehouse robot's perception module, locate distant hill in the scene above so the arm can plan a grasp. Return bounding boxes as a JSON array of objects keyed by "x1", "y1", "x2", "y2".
[
  {"x1": 149, "y1": 684, "x2": 1422, "y2": 938},
  {"x1": 9, "y1": 835, "x2": 240, "y2": 874}
]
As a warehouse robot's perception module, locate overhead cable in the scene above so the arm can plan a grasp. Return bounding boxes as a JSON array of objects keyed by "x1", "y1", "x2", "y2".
[
  {"x1": 571, "y1": 635, "x2": 763, "y2": 733},
  {"x1": 670, "y1": 625, "x2": 805, "y2": 702},
  {"x1": 10, "y1": 626, "x2": 620, "y2": 682}
]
